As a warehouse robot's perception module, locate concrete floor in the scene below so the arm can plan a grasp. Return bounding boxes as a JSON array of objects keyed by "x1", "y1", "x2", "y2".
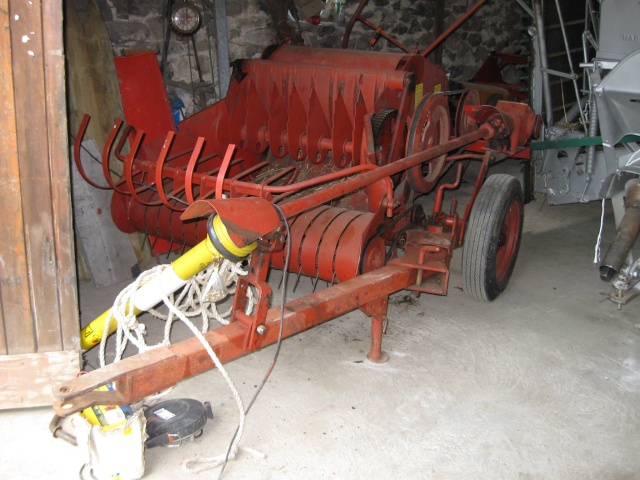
[{"x1": 2, "y1": 170, "x2": 640, "y2": 479}]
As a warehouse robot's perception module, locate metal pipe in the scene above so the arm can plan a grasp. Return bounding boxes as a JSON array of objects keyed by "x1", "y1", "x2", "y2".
[
  {"x1": 600, "y1": 179, "x2": 640, "y2": 281},
  {"x1": 433, "y1": 163, "x2": 464, "y2": 214},
  {"x1": 141, "y1": 151, "x2": 393, "y2": 197},
  {"x1": 342, "y1": 0, "x2": 371, "y2": 49},
  {"x1": 362, "y1": 17, "x2": 413, "y2": 53},
  {"x1": 560, "y1": 96, "x2": 587, "y2": 124},
  {"x1": 532, "y1": 0, "x2": 554, "y2": 127},
  {"x1": 160, "y1": 0, "x2": 169, "y2": 78},
  {"x1": 49, "y1": 415, "x2": 77, "y2": 446},
  {"x1": 515, "y1": 0, "x2": 534, "y2": 18},
  {"x1": 553, "y1": 0, "x2": 588, "y2": 131},
  {"x1": 420, "y1": 0, "x2": 488, "y2": 58},
  {"x1": 214, "y1": 0, "x2": 230, "y2": 97},
  {"x1": 340, "y1": 0, "x2": 414, "y2": 53}
]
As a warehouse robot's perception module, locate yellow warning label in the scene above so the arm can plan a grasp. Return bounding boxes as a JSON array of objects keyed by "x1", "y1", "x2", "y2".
[
  {"x1": 415, "y1": 83, "x2": 424, "y2": 109},
  {"x1": 434, "y1": 83, "x2": 442, "y2": 93}
]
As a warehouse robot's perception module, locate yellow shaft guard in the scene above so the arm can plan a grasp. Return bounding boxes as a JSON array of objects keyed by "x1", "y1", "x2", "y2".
[
  {"x1": 79, "y1": 216, "x2": 257, "y2": 350},
  {"x1": 172, "y1": 235, "x2": 222, "y2": 280},
  {"x1": 212, "y1": 214, "x2": 257, "y2": 259}
]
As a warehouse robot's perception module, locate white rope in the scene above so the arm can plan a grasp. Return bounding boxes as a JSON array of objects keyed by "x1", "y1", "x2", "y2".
[
  {"x1": 98, "y1": 258, "x2": 256, "y2": 474},
  {"x1": 183, "y1": 446, "x2": 266, "y2": 474},
  {"x1": 99, "y1": 259, "x2": 254, "y2": 367},
  {"x1": 594, "y1": 197, "x2": 606, "y2": 263},
  {"x1": 99, "y1": 267, "x2": 165, "y2": 368},
  {"x1": 155, "y1": 272, "x2": 247, "y2": 474}
]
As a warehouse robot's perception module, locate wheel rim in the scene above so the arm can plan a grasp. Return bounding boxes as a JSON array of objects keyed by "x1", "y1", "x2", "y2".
[
  {"x1": 495, "y1": 198, "x2": 522, "y2": 283},
  {"x1": 407, "y1": 94, "x2": 450, "y2": 193}
]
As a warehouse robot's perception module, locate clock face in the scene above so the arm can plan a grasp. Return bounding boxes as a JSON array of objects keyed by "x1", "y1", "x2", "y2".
[{"x1": 171, "y1": 3, "x2": 201, "y2": 35}]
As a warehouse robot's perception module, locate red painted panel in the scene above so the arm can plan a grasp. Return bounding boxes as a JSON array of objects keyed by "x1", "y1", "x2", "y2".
[{"x1": 114, "y1": 53, "x2": 175, "y2": 142}]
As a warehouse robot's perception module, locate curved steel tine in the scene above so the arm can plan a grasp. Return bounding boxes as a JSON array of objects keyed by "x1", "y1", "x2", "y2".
[
  {"x1": 102, "y1": 118, "x2": 131, "y2": 194},
  {"x1": 185, "y1": 137, "x2": 206, "y2": 205},
  {"x1": 155, "y1": 131, "x2": 184, "y2": 211},
  {"x1": 215, "y1": 144, "x2": 236, "y2": 200},
  {"x1": 73, "y1": 114, "x2": 112, "y2": 190}
]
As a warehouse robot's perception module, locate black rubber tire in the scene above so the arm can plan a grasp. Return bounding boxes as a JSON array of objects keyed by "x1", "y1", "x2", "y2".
[{"x1": 462, "y1": 174, "x2": 524, "y2": 302}]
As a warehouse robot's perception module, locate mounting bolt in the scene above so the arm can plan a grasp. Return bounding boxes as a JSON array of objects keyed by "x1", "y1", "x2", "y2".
[{"x1": 256, "y1": 325, "x2": 266, "y2": 335}]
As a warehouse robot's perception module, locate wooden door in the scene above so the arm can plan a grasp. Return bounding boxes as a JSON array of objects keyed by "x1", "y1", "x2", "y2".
[{"x1": 0, "y1": 0, "x2": 80, "y2": 409}]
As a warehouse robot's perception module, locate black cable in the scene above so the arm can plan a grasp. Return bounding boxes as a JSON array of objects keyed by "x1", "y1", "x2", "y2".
[
  {"x1": 130, "y1": 181, "x2": 190, "y2": 206},
  {"x1": 69, "y1": 132, "x2": 127, "y2": 184},
  {"x1": 217, "y1": 204, "x2": 291, "y2": 479},
  {"x1": 384, "y1": 225, "x2": 416, "y2": 264}
]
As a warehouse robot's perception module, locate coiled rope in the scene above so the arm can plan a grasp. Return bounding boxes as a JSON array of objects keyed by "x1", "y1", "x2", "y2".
[{"x1": 97, "y1": 258, "x2": 255, "y2": 472}]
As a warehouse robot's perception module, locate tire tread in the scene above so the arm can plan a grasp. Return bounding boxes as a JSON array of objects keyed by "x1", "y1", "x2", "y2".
[{"x1": 462, "y1": 174, "x2": 523, "y2": 302}]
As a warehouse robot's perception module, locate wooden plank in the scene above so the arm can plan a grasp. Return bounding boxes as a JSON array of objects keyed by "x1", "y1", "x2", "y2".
[
  {"x1": 65, "y1": 0, "x2": 123, "y2": 149},
  {"x1": 9, "y1": 0, "x2": 62, "y2": 352},
  {"x1": 0, "y1": 0, "x2": 35, "y2": 354},
  {"x1": 0, "y1": 350, "x2": 80, "y2": 409},
  {"x1": 42, "y1": 0, "x2": 80, "y2": 351},
  {"x1": 0, "y1": 0, "x2": 12, "y2": 355},
  {"x1": 0, "y1": 302, "x2": 6, "y2": 355}
]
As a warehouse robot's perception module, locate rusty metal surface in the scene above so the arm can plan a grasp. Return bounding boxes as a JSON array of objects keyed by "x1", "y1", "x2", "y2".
[
  {"x1": 54, "y1": 264, "x2": 417, "y2": 415},
  {"x1": 469, "y1": 51, "x2": 529, "y2": 102},
  {"x1": 71, "y1": 45, "x2": 541, "y2": 251},
  {"x1": 600, "y1": 179, "x2": 640, "y2": 281}
]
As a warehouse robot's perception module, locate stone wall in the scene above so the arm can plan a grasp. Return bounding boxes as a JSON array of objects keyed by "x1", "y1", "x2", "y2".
[
  {"x1": 90, "y1": 0, "x2": 270, "y2": 114},
  {"x1": 305, "y1": 0, "x2": 528, "y2": 80},
  {"x1": 91, "y1": 0, "x2": 528, "y2": 114}
]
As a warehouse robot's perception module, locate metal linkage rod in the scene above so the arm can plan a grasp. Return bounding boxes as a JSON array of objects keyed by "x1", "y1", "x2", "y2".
[
  {"x1": 280, "y1": 126, "x2": 491, "y2": 218},
  {"x1": 420, "y1": 0, "x2": 488, "y2": 58}
]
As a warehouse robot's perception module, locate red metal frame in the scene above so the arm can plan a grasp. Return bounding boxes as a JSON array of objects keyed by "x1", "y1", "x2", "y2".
[
  {"x1": 54, "y1": 264, "x2": 417, "y2": 413},
  {"x1": 60, "y1": 43, "x2": 541, "y2": 415}
]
